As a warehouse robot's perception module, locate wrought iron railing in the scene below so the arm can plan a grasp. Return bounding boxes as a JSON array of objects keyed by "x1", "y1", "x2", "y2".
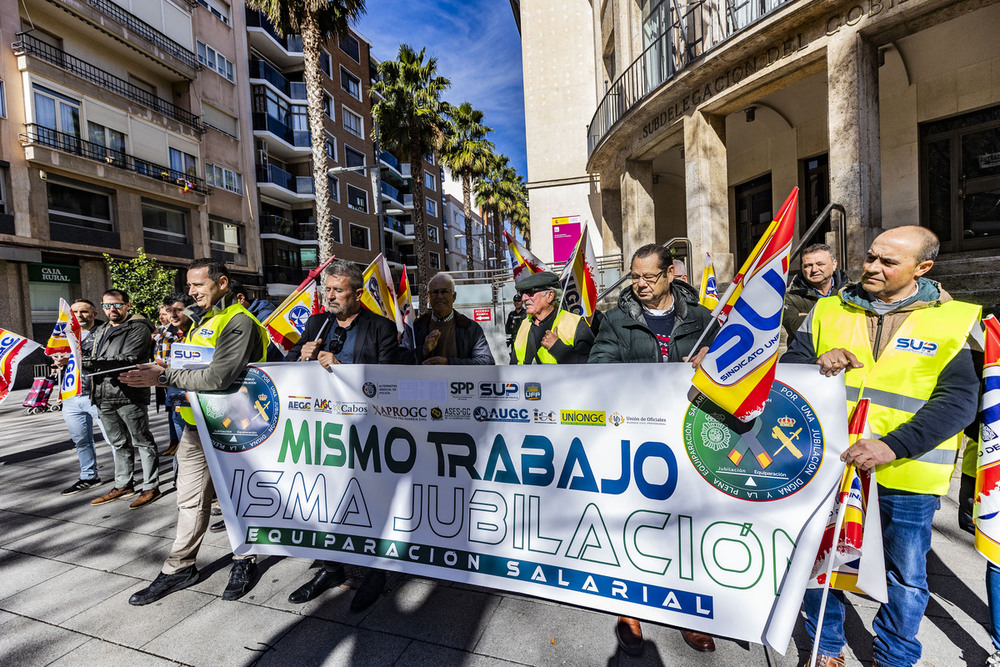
[
  {"x1": 77, "y1": 0, "x2": 199, "y2": 70},
  {"x1": 14, "y1": 33, "x2": 203, "y2": 131},
  {"x1": 588, "y1": 0, "x2": 794, "y2": 156},
  {"x1": 21, "y1": 124, "x2": 209, "y2": 193}
]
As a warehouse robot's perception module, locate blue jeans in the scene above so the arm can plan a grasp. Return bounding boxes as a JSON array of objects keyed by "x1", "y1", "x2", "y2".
[
  {"x1": 988, "y1": 562, "x2": 1000, "y2": 652},
  {"x1": 62, "y1": 395, "x2": 106, "y2": 480},
  {"x1": 167, "y1": 406, "x2": 186, "y2": 442},
  {"x1": 803, "y1": 489, "x2": 938, "y2": 666}
]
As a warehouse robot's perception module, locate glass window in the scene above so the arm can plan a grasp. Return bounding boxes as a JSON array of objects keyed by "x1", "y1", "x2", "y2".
[
  {"x1": 197, "y1": 41, "x2": 235, "y2": 82},
  {"x1": 330, "y1": 216, "x2": 342, "y2": 244},
  {"x1": 426, "y1": 198, "x2": 437, "y2": 217},
  {"x1": 430, "y1": 252, "x2": 440, "y2": 269},
  {"x1": 428, "y1": 225, "x2": 439, "y2": 243},
  {"x1": 206, "y1": 162, "x2": 242, "y2": 194},
  {"x1": 328, "y1": 175, "x2": 339, "y2": 202},
  {"x1": 347, "y1": 185, "x2": 367, "y2": 212},
  {"x1": 33, "y1": 85, "x2": 80, "y2": 150},
  {"x1": 169, "y1": 148, "x2": 198, "y2": 177},
  {"x1": 339, "y1": 34, "x2": 361, "y2": 63},
  {"x1": 324, "y1": 94, "x2": 334, "y2": 119},
  {"x1": 340, "y1": 67, "x2": 361, "y2": 100},
  {"x1": 424, "y1": 170, "x2": 436, "y2": 191},
  {"x1": 349, "y1": 223, "x2": 370, "y2": 249},
  {"x1": 87, "y1": 122, "x2": 126, "y2": 164},
  {"x1": 198, "y1": 0, "x2": 231, "y2": 25},
  {"x1": 300, "y1": 246, "x2": 318, "y2": 268},
  {"x1": 320, "y1": 51, "x2": 332, "y2": 77},
  {"x1": 345, "y1": 145, "x2": 365, "y2": 168},
  {"x1": 342, "y1": 108, "x2": 363, "y2": 138},
  {"x1": 209, "y1": 216, "x2": 242, "y2": 253},
  {"x1": 47, "y1": 178, "x2": 113, "y2": 232},
  {"x1": 0, "y1": 81, "x2": 6, "y2": 118},
  {"x1": 142, "y1": 200, "x2": 188, "y2": 243},
  {"x1": 326, "y1": 135, "x2": 337, "y2": 161}
]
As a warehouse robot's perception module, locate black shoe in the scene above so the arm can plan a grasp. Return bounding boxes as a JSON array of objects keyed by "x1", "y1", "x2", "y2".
[
  {"x1": 350, "y1": 569, "x2": 386, "y2": 611},
  {"x1": 62, "y1": 478, "x2": 101, "y2": 496},
  {"x1": 209, "y1": 520, "x2": 226, "y2": 533},
  {"x1": 222, "y1": 559, "x2": 256, "y2": 601},
  {"x1": 287, "y1": 565, "x2": 346, "y2": 604},
  {"x1": 128, "y1": 566, "x2": 199, "y2": 606}
]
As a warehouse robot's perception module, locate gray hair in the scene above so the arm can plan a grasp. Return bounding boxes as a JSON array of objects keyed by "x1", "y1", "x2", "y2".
[
  {"x1": 324, "y1": 260, "x2": 363, "y2": 291},
  {"x1": 672, "y1": 259, "x2": 688, "y2": 277},
  {"x1": 428, "y1": 272, "x2": 456, "y2": 292}
]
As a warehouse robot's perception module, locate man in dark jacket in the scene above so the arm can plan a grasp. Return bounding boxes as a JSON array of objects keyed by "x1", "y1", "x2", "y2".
[
  {"x1": 505, "y1": 294, "x2": 526, "y2": 360},
  {"x1": 589, "y1": 243, "x2": 716, "y2": 656},
  {"x1": 405, "y1": 273, "x2": 494, "y2": 365},
  {"x1": 512, "y1": 271, "x2": 594, "y2": 364},
  {"x1": 85, "y1": 289, "x2": 160, "y2": 509},
  {"x1": 782, "y1": 243, "x2": 848, "y2": 338}
]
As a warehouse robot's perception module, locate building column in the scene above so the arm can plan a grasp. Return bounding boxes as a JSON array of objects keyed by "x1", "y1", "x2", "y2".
[
  {"x1": 684, "y1": 111, "x2": 733, "y2": 282},
  {"x1": 620, "y1": 160, "x2": 655, "y2": 265},
  {"x1": 827, "y1": 30, "x2": 881, "y2": 274}
]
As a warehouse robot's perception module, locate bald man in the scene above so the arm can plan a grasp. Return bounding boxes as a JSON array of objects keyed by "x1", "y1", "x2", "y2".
[{"x1": 783, "y1": 226, "x2": 981, "y2": 667}]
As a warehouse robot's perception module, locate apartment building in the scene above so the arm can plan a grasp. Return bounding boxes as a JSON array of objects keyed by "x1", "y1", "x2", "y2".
[
  {"x1": 441, "y1": 191, "x2": 487, "y2": 273},
  {"x1": 379, "y1": 146, "x2": 446, "y2": 282}
]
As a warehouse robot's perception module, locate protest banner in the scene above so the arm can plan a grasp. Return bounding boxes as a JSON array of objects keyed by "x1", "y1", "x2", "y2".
[{"x1": 190, "y1": 363, "x2": 847, "y2": 651}]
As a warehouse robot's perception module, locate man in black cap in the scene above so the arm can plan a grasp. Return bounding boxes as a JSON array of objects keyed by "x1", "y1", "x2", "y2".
[
  {"x1": 505, "y1": 293, "x2": 526, "y2": 362},
  {"x1": 511, "y1": 271, "x2": 594, "y2": 364}
]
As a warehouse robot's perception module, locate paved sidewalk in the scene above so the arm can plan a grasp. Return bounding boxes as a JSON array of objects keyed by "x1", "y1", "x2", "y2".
[{"x1": 0, "y1": 388, "x2": 993, "y2": 666}]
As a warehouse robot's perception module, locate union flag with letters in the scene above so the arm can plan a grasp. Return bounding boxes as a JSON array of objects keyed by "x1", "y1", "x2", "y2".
[{"x1": 975, "y1": 315, "x2": 1000, "y2": 566}]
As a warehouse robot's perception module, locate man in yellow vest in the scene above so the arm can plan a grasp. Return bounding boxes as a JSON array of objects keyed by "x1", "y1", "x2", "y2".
[
  {"x1": 782, "y1": 226, "x2": 981, "y2": 667},
  {"x1": 118, "y1": 259, "x2": 268, "y2": 605},
  {"x1": 512, "y1": 271, "x2": 594, "y2": 364}
]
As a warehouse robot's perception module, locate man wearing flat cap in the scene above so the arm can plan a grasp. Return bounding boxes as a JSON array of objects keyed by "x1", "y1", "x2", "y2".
[{"x1": 511, "y1": 271, "x2": 594, "y2": 364}]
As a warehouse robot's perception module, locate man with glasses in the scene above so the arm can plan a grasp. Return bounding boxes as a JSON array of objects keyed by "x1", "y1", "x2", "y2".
[
  {"x1": 511, "y1": 271, "x2": 594, "y2": 364},
  {"x1": 405, "y1": 273, "x2": 494, "y2": 365},
  {"x1": 590, "y1": 243, "x2": 715, "y2": 656},
  {"x1": 84, "y1": 290, "x2": 160, "y2": 509},
  {"x1": 285, "y1": 260, "x2": 401, "y2": 610}
]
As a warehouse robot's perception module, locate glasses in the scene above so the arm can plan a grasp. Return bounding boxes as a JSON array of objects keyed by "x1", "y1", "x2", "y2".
[
  {"x1": 518, "y1": 288, "x2": 549, "y2": 297},
  {"x1": 102, "y1": 303, "x2": 126, "y2": 310},
  {"x1": 629, "y1": 271, "x2": 665, "y2": 284},
  {"x1": 428, "y1": 289, "x2": 453, "y2": 296},
  {"x1": 328, "y1": 327, "x2": 347, "y2": 355}
]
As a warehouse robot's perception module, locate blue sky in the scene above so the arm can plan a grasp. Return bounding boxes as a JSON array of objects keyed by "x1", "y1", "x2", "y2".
[{"x1": 356, "y1": 0, "x2": 528, "y2": 181}]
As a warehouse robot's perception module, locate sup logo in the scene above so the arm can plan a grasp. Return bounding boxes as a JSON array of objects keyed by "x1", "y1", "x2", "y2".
[
  {"x1": 682, "y1": 382, "x2": 824, "y2": 501},
  {"x1": 197, "y1": 367, "x2": 280, "y2": 453}
]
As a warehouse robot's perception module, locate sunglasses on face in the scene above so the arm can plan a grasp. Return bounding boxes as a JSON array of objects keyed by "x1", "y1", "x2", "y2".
[
  {"x1": 102, "y1": 303, "x2": 126, "y2": 310},
  {"x1": 518, "y1": 288, "x2": 549, "y2": 297}
]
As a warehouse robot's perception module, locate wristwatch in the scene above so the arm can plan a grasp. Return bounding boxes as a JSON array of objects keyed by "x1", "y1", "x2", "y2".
[{"x1": 158, "y1": 372, "x2": 169, "y2": 387}]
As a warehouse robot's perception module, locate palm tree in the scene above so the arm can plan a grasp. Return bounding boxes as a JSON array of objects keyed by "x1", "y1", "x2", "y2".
[
  {"x1": 440, "y1": 102, "x2": 493, "y2": 272},
  {"x1": 474, "y1": 151, "x2": 504, "y2": 267},
  {"x1": 245, "y1": 0, "x2": 366, "y2": 262},
  {"x1": 372, "y1": 45, "x2": 450, "y2": 313}
]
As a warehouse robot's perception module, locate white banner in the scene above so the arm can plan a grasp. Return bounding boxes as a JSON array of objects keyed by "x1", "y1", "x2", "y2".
[{"x1": 191, "y1": 363, "x2": 848, "y2": 651}]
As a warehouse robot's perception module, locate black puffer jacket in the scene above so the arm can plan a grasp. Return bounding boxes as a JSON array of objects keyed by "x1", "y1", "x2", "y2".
[
  {"x1": 84, "y1": 313, "x2": 155, "y2": 406},
  {"x1": 590, "y1": 280, "x2": 714, "y2": 363}
]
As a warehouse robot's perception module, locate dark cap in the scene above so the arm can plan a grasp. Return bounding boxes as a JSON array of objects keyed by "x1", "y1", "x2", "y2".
[
  {"x1": 513, "y1": 294, "x2": 522, "y2": 302},
  {"x1": 516, "y1": 271, "x2": 560, "y2": 292}
]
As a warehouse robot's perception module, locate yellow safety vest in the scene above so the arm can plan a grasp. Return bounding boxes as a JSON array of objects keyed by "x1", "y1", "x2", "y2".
[
  {"x1": 513, "y1": 310, "x2": 581, "y2": 365},
  {"x1": 178, "y1": 302, "x2": 267, "y2": 425},
  {"x1": 810, "y1": 296, "x2": 981, "y2": 495}
]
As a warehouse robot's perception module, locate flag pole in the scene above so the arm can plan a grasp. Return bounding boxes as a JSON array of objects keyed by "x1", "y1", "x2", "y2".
[{"x1": 809, "y1": 463, "x2": 854, "y2": 667}]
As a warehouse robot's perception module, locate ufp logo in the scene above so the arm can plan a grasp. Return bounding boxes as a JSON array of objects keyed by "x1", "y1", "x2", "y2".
[
  {"x1": 524, "y1": 382, "x2": 542, "y2": 400},
  {"x1": 560, "y1": 410, "x2": 606, "y2": 426},
  {"x1": 895, "y1": 337, "x2": 938, "y2": 356},
  {"x1": 480, "y1": 382, "x2": 518, "y2": 399}
]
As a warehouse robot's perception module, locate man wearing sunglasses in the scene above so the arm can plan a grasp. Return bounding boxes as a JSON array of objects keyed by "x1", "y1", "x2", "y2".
[
  {"x1": 82, "y1": 290, "x2": 160, "y2": 510},
  {"x1": 511, "y1": 271, "x2": 594, "y2": 364}
]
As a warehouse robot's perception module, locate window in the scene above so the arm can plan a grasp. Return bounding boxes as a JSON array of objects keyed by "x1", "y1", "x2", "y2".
[
  {"x1": 254, "y1": 86, "x2": 290, "y2": 125},
  {"x1": 206, "y1": 163, "x2": 243, "y2": 194},
  {"x1": 47, "y1": 178, "x2": 113, "y2": 232},
  {"x1": 209, "y1": 216, "x2": 242, "y2": 254},
  {"x1": 424, "y1": 153, "x2": 435, "y2": 165},
  {"x1": 203, "y1": 104, "x2": 238, "y2": 137},
  {"x1": 345, "y1": 145, "x2": 365, "y2": 169},
  {"x1": 0, "y1": 81, "x2": 7, "y2": 118},
  {"x1": 349, "y1": 223, "x2": 370, "y2": 249},
  {"x1": 197, "y1": 41, "x2": 234, "y2": 82},
  {"x1": 734, "y1": 173, "x2": 773, "y2": 266},
  {"x1": 291, "y1": 104, "x2": 308, "y2": 143},
  {"x1": 326, "y1": 135, "x2": 337, "y2": 161},
  {"x1": 340, "y1": 67, "x2": 361, "y2": 100},
  {"x1": 425, "y1": 197, "x2": 437, "y2": 217},
  {"x1": 142, "y1": 200, "x2": 188, "y2": 243},
  {"x1": 198, "y1": 0, "x2": 231, "y2": 25},
  {"x1": 430, "y1": 252, "x2": 441, "y2": 269},
  {"x1": 320, "y1": 51, "x2": 332, "y2": 77},
  {"x1": 87, "y1": 123, "x2": 126, "y2": 165},
  {"x1": 342, "y1": 107, "x2": 363, "y2": 138},
  {"x1": 428, "y1": 225, "x2": 439, "y2": 243},
  {"x1": 300, "y1": 246, "x2": 318, "y2": 269},
  {"x1": 328, "y1": 175, "x2": 340, "y2": 202},
  {"x1": 424, "y1": 170, "x2": 436, "y2": 191},
  {"x1": 169, "y1": 148, "x2": 198, "y2": 177},
  {"x1": 324, "y1": 94, "x2": 334, "y2": 120},
  {"x1": 347, "y1": 185, "x2": 368, "y2": 212},
  {"x1": 33, "y1": 85, "x2": 80, "y2": 149},
  {"x1": 330, "y1": 216, "x2": 342, "y2": 244},
  {"x1": 339, "y1": 34, "x2": 361, "y2": 63}
]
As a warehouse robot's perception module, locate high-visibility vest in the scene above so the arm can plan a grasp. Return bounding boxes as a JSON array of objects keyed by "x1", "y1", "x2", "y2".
[
  {"x1": 810, "y1": 296, "x2": 981, "y2": 495},
  {"x1": 513, "y1": 310, "x2": 581, "y2": 365},
  {"x1": 178, "y1": 302, "x2": 267, "y2": 425}
]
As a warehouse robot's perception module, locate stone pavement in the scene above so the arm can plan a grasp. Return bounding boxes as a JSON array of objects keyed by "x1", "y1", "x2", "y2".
[{"x1": 0, "y1": 388, "x2": 994, "y2": 666}]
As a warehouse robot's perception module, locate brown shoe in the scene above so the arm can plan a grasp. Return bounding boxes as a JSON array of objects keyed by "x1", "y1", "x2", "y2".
[
  {"x1": 91, "y1": 486, "x2": 136, "y2": 505},
  {"x1": 615, "y1": 616, "x2": 643, "y2": 655},
  {"x1": 164, "y1": 439, "x2": 179, "y2": 456},
  {"x1": 681, "y1": 629, "x2": 715, "y2": 652},
  {"x1": 803, "y1": 653, "x2": 846, "y2": 667},
  {"x1": 129, "y1": 489, "x2": 162, "y2": 509}
]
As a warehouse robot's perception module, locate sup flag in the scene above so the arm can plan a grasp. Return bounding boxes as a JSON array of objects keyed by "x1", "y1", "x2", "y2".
[
  {"x1": 975, "y1": 315, "x2": 1000, "y2": 565},
  {"x1": 809, "y1": 398, "x2": 887, "y2": 601},
  {"x1": 558, "y1": 226, "x2": 599, "y2": 324},
  {"x1": 699, "y1": 253, "x2": 719, "y2": 310},
  {"x1": 504, "y1": 230, "x2": 549, "y2": 283},
  {"x1": 397, "y1": 268, "x2": 415, "y2": 349},
  {"x1": 54, "y1": 300, "x2": 84, "y2": 401},
  {"x1": 361, "y1": 254, "x2": 403, "y2": 333},
  {"x1": 691, "y1": 188, "x2": 798, "y2": 422},
  {"x1": 261, "y1": 256, "x2": 334, "y2": 355},
  {"x1": 0, "y1": 328, "x2": 41, "y2": 406}
]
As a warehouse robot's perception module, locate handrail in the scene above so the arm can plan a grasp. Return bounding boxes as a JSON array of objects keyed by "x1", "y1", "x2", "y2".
[
  {"x1": 78, "y1": 0, "x2": 199, "y2": 70},
  {"x1": 14, "y1": 33, "x2": 204, "y2": 131},
  {"x1": 788, "y1": 203, "x2": 847, "y2": 273},
  {"x1": 597, "y1": 236, "x2": 691, "y2": 301}
]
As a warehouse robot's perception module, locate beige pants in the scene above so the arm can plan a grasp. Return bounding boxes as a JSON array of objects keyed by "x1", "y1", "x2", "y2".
[{"x1": 163, "y1": 427, "x2": 253, "y2": 573}]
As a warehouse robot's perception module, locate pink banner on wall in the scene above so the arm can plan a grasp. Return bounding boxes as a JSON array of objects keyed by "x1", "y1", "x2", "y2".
[{"x1": 552, "y1": 219, "x2": 581, "y2": 263}]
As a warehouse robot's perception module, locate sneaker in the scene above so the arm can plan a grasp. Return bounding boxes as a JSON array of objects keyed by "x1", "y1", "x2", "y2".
[
  {"x1": 801, "y1": 653, "x2": 845, "y2": 667},
  {"x1": 987, "y1": 650, "x2": 1000, "y2": 667},
  {"x1": 61, "y1": 478, "x2": 101, "y2": 496},
  {"x1": 91, "y1": 485, "x2": 136, "y2": 505},
  {"x1": 129, "y1": 489, "x2": 162, "y2": 509},
  {"x1": 209, "y1": 520, "x2": 226, "y2": 533},
  {"x1": 222, "y1": 559, "x2": 256, "y2": 601},
  {"x1": 128, "y1": 566, "x2": 199, "y2": 606},
  {"x1": 164, "y1": 438, "x2": 179, "y2": 456}
]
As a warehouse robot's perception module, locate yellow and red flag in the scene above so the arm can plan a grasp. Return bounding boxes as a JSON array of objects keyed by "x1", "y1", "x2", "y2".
[
  {"x1": 0, "y1": 328, "x2": 41, "y2": 406},
  {"x1": 397, "y1": 268, "x2": 415, "y2": 348},
  {"x1": 504, "y1": 230, "x2": 549, "y2": 283},
  {"x1": 46, "y1": 298, "x2": 78, "y2": 357},
  {"x1": 261, "y1": 257, "x2": 333, "y2": 355},
  {"x1": 691, "y1": 188, "x2": 798, "y2": 422},
  {"x1": 975, "y1": 315, "x2": 1000, "y2": 565},
  {"x1": 361, "y1": 254, "x2": 403, "y2": 333},
  {"x1": 558, "y1": 226, "x2": 599, "y2": 324},
  {"x1": 699, "y1": 252, "x2": 719, "y2": 310}
]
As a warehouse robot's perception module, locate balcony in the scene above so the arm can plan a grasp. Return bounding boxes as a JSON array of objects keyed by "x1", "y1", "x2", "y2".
[
  {"x1": 259, "y1": 215, "x2": 318, "y2": 242},
  {"x1": 587, "y1": 0, "x2": 794, "y2": 157},
  {"x1": 20, "y1": 123, "x2": 209, "y2": 194},
  {"x1": 385, "y1": 215, "x2": 412, "y2": 237},
  {"x1": 256, "y1": 164, "x2": 314, "y2": 203},
  {"x1": 264, "y1": 264, "x2": 306, "y2": 285},
  {"x1": 379, "y1": 150, "x2": 410, "y2": 177},
  {"x1": 249, "y1": 59, "x2": 306, "y2": 100},
  {"x1": 246, "y1": 8, "x2": 303, "y2": 67},
  {"x1": 14, "y1": 34, "x2": 204, "y2": 133},
  {"x1": 252, "y1": 111, "x2": 310, "y2": 156}
]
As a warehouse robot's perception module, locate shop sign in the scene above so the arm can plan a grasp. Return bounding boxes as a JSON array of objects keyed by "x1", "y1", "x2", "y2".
[{"x1": 28, "y1": 263, "x2": 80, "y2": 284}]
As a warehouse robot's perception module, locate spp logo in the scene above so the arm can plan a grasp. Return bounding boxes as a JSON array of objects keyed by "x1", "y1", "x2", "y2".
[
  {"x1": 287, "y1": 396, "x2": 311, "y2": 411},
  {"x1": 287, "y1": 304, "x2": 311, "y2": 332},
  {"x1": 524, "y1": 382, "x2": 542, "y2": 400},
  {"x1": 895, "y1": 338, "x2": 938, "y2": 356},
  {"x1": 450, "y1": 381, "x2": 475, "y2": 397},
  {"x1": 480, "y1": 382, "x2": 518, "y2": 399}
]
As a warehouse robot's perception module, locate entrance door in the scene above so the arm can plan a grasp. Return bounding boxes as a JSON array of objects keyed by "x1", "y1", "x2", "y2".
[
  {"x1": 800, "y1": 154, "x2": 830, "y2": 241},
  {"x1": 921, "y1": 105, "x2": 1000, "y2": 252},
  {"x1": 735, "y1": 173, "x2": 773, "y2": 266}
]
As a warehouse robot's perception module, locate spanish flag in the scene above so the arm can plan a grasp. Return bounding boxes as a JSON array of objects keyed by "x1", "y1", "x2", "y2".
[
  {"x1": 699, "y1": 253, "x2": 719, "y2": 310},
  {"x1": 691, "y1": 188, "x2": 797, "y2": 422},
  {"x1": 361, "y1": 254, "x2": 403, "y2": 333},
  {"x1": 0, "y1": 328, "x2": 41, "y2": 407},
  {"x1": 261, "y1": 257, "x2": 334, "y2": 354},
  {"x1": 504, "y1": 230, "x2": 548, "y2": 283},
  {"x1": 46, "y1": 298, "x2": 78, "y2": 357},
  {"x1": 975, "y1": 315, "x2": 1000, "y2": 566}
]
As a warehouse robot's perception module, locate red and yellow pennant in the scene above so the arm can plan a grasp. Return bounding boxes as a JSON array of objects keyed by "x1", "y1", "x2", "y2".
[{"x1": 504, "y1": 230, "x2": 548, "y2": 283}]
